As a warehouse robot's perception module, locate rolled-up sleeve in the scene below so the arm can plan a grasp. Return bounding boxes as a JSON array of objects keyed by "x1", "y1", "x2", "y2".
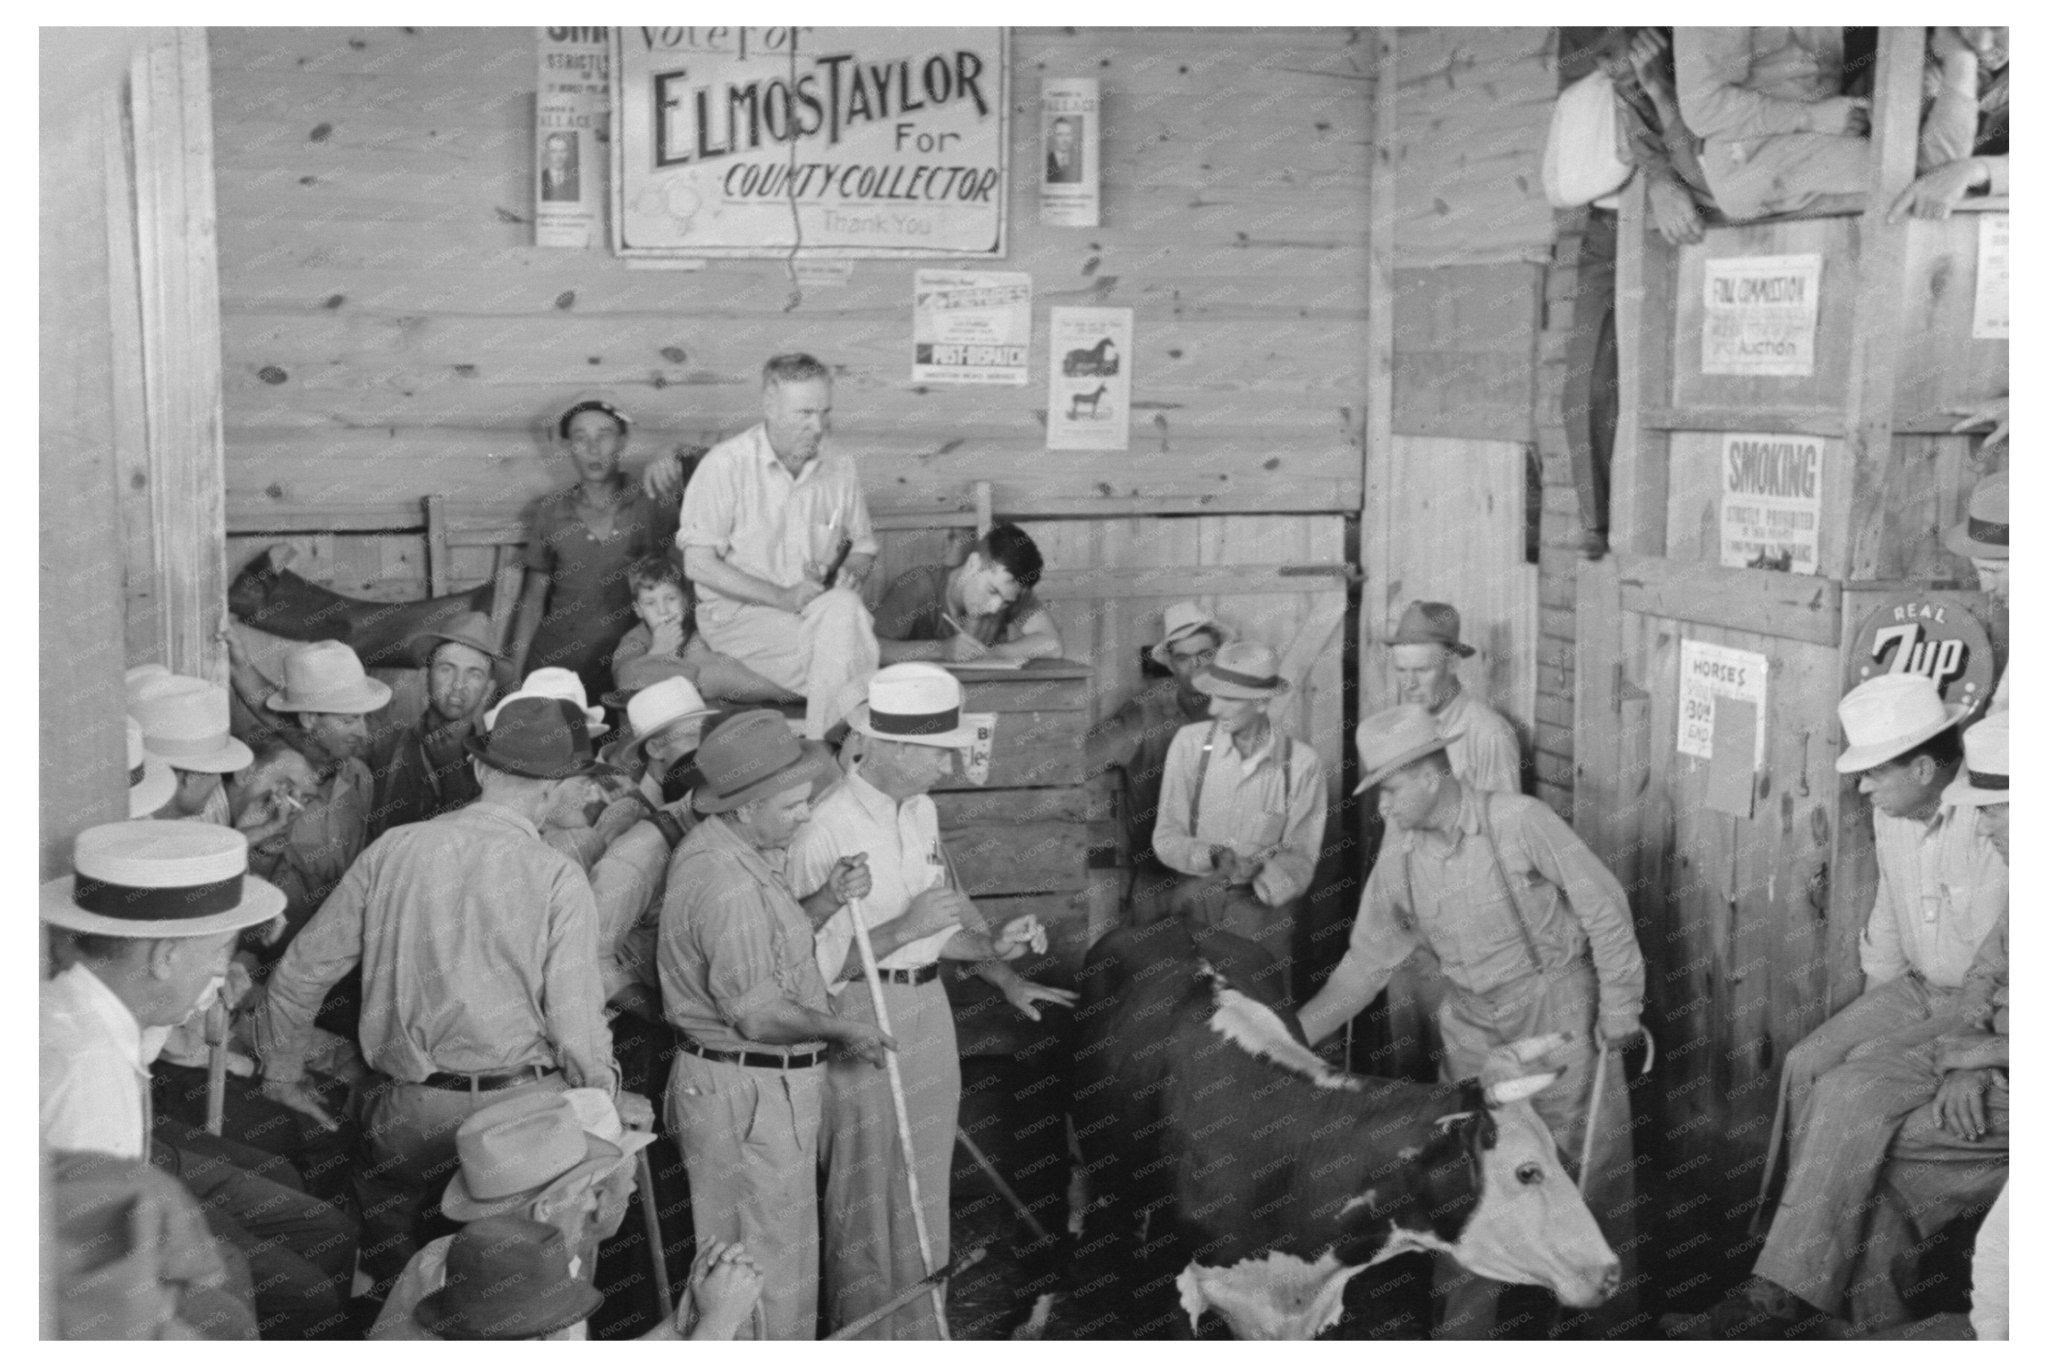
[
  {"x1": 676, "y1": 450, "x2": 737, "y2": 556},
  {"x1": 1314, "y1": 864, "x2": 1421, "y2": 1031},
  {"x1": 1513, "y1": 802, "x2": 1645, "y2": 1033},
  {"x1": 1858, "y1": 861, "x2": 1909, "y2": 986},
  {"x1": 1253, "y1": 748, "x2": 1326, "y2": 907},
  {"x1": 540, "y1": 870, "x2": 619, "y2": 1093},
  {"x1": 786, "y1": 820, "x2": 854, "y2": 985},
  {"x1": 257, "y1": 854, "x2": 372, "y2": 1084},
  {"x1": 1675, "y1": 28, "x2": 1821, "y2": 142},
  {"x1": 837, "y1": 463, "x2": 879, "y2": 559}
]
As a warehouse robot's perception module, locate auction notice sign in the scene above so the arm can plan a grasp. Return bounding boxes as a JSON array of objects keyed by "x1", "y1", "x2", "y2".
[
  {"x1": 1719, "y1": 432, "x2": 1822, "y2": 575},
  {"x1": 1701, "y1": 253, "x2": 1821, "y2": 376},
  {"x1": 1678, "y1": 638, "x2": 1768, "y2": 766},
  {"x1": 613, "y1": 27, "x2": 1008, "y2": 258},
  {"x1": 912, "y1": 271, "x2": 1031, "y2": 384}
]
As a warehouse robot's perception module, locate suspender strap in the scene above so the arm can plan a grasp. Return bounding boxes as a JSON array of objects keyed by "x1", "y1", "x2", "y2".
[
  {"x1": 626, "y1": 790, "x2": 691, "y2": 851},
  {"x1": 1190, "y1": 724, "x2": 1296, "y2": 849},
  {"x1": 1472, "y1": 792, "x2": 1547, "y2": 979}
]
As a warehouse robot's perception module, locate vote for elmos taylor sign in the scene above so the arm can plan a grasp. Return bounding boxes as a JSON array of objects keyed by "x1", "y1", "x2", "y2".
[{"x1": 613, "y1": 27, "x2": 1008, "y2": 258}]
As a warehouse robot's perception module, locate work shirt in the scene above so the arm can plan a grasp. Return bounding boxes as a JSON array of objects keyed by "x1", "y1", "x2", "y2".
[
  {"x1": 1326, "y1": 786, "x2": 1646, "y2": 1039},
  {"x1": 1153, "y1": 720, "x2": 1327, "y2": 907},
  {"x1": 257, "y1": 801, "x2": 618, "y2": 1093},
  {"x1": 675, "y1": 424, "x2": 878, "y2": 623},
  {"x1": 1434, "y1": 685, "x2": 1523, "y2": 795},
  {"x1": 658, "y1": 813, "x2": 833, "y2": 1056},
  {"x1": 788, "y1": 768, "x2": 956, "y2": 990},
  {"x1": 523, "y1": 476, "x2": 678, "y2": 682},
  {"x1": 1092, "y1": 683, "x2": 1212, "y2": 866},
  {"x1": 1862, "y1": 802, "x2": 2007, "y2": 989},
  {"x1": 41, "y1": 964, "x2": 151, "y2": 1159},
  {"x1": 589, "y1": 798, "x2": 700, "y2": 1001},
  {"x1": 368, "y1": 713, "x2": 483, "y2": 839},
  {"x1": 873, "y1": 563, "x2": 1041, "y2": 646}
]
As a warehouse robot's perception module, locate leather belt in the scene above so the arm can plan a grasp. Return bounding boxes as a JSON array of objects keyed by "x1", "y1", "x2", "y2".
[
  {"x1": 876, "y1": 963, "x2": 941, "y2": 986},
  {"x1": 675, "y1": 1035, "x2": 827, "y2": 1071},
  {"x1": 414, "y1": 1064, "x2": 559, "y2": 1094}
]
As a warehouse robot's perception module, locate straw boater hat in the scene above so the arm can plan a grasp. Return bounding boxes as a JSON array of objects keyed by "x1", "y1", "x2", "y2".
[
  {"x1": 263, "y1": 640, "x2": 392, "y2": 715},
  {"x1": 464, "y1": 696, "x2": 621, "y2": 781},
  {"x1": 617, "y1": 676, "x2": 717, "y2": 764},
  {"x1": 848, "y1": 663, "x2": 979, "y2": 748},
  {"x1": 1148, "y1": 601, "x2": 1236, "y2": 667},
  {"x1": 404, "y1": 610, "x2": 505, "y2": 668},
  {"x1": 1388, "y1": 601, "x2": 1477, "y2": 658},
  {"x1": 691, "y1": 710, "x2": 837, "y2": 813},
  {"x1": 1352, "y1": 703, "x2": 1454, "y2": 793},
  {"x1": 1943, "y1": 713, "x2": 2009, "y2": 807},
  {"x1": 1834, "y1": 674, "x2": 1968, "y2": 774},
  {"x1": 412, "y1": 1216, "x2": 604, "y2": 1341},
  {"x1": 440, "y1": 1089, "x2": 653, "y2": 1222},
  {"x1": 133, "y1": 678, "x2": 255, "y2": 775},
  {"x1": 1193, "y1": 641, "x2": 1292, "y2": 702},
  {"x1": 40, "y1": 821, "x2": 286, "y2": 939},
  {"x1": 490, "y1": 668, "x2": 607, "y2": 736},
  {"x1": 123, "y1": 716, "x2": 177, "y2": 818},
  {"x1": 1944, "y1": 472, "x2": 2008, "y2": 560}
]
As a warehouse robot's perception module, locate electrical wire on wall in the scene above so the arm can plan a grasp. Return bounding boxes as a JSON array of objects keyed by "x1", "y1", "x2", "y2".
[{"x1": 782, "y1": 35, "x2": 804, "y2": 312}]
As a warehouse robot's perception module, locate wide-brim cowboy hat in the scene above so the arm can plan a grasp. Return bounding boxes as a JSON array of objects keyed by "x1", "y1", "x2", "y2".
[
  {"x1": 1352, "y1": 704, "x2": 1453, "y2": 793},
  {"x1": 1193, "y1": 641, "x2": 1292, "y2": 702},
  {"x1": 41, "y1": 822, "x2": 287, "y2": 939},
  {"x1": 405, "y1": 610, "x2": 507, "y2": 668}
]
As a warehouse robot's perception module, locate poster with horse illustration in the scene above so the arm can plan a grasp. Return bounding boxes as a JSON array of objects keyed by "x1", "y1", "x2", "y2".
[{"x1": 1046, "y1": 306, "x2": 1132, "y2": 450}]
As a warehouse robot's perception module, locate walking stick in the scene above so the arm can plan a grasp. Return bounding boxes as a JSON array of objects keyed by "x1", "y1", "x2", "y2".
[
  {"x1": 844, "y1": 895, "x2": 950, "y2": 1340},
  {"x1": 204, "y1": 1001, "x2": 230, "y2": 1137},
  {"x1": 824, "y1": 1244, "x2": 986, "y2": 1341},
  {"x1": 1576, "y1": 1036, "x2": 1609, "y2": 1195},
  {"x1": 635, "y1": 1149, "x2": 672, "y2": 1310},
  {"x1": 956, "y1": 1128, "x2": 1054, "y2": 1245}
]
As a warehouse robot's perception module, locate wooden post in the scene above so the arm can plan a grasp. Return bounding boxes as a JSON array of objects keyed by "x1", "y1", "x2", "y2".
[
  {"x1": 1610, "y1": 176, "x2": 1675, "y2": 558},
  {"x1": 1362, "y1": 28, "x2": 1396, "y2": 662}
]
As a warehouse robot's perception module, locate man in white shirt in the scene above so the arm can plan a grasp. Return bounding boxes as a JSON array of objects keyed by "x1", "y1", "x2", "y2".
[
  {"x1": 1387, "y1": 600, "x2": 1522, "y2": 795},
  {"x1": 788, "y1": 664, "x2": 1045, "y2": 1338},
  {"x1": 651, "y1": 353, "x2": 881, "y2": 739}
]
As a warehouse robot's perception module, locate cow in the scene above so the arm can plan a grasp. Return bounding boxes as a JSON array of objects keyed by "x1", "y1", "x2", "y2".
[
  {"x1": 1068, "y1": 920, "x2": 1619, "y2": 1340},
  {"x1": 229, "y1": 544, "x2": 496, "y2": 669}
]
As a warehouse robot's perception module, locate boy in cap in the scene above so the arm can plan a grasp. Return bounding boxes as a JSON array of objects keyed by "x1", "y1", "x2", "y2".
[
  {"x1": 1387, "y1": 600, "x2": 1523, "y2": 795},
  {"x1": 789, "y1": 664, "x2": 1061, "y2": 1338},
  {"x1": 1152, "y1": 640, "x2": 1327, "y2": 1002}
]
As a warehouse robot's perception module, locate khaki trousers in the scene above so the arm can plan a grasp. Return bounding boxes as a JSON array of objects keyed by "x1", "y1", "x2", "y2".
[{"x1": 698, "y1": 587, "x2": 879, "y2": 739}]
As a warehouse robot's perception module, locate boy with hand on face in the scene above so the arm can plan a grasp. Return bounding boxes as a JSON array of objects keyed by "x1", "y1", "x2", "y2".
[{"x1": 610, "y1": 554, "x2": 794, "y2": 706}]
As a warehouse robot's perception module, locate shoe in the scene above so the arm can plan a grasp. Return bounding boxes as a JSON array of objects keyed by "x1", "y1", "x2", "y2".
[{"x1": 1660, "y1": 1278, "x2": 1828, "y2": 1340}]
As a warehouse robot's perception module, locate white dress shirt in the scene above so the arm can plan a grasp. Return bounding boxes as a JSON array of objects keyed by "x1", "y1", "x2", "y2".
[
  {"x1": 788, "y1": 767, "x2": 955, "y2": 992},
  {"x1": 1862, "y1": 801, "x2": 2007, "y2": 988},
  {"x1": 41, "y1": 964, "x2": 152, "y2": 1159}
]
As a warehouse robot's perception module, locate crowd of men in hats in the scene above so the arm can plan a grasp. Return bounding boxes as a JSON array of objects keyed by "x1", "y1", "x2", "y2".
[{"x1": 42, "y1": 347, "x2": 2009, "y2": 1340}]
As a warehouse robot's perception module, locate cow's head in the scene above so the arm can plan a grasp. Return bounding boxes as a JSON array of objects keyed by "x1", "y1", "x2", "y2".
[{"x1": 1439, "y1": 1035, "x2": 1619, "y2": 1309}]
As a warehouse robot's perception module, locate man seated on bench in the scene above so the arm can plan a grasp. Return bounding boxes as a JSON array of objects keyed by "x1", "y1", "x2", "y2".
[{"x1": 873, "y1": 523, "x2": 1063, "y2": 665}]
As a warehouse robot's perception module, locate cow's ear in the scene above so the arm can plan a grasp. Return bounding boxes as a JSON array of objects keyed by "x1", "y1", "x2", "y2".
[{"x1": 1482, "y1": 1070, "x2": 1559, "y2": 1107}]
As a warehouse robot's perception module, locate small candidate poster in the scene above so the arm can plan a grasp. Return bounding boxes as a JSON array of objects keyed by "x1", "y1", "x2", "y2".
[
  {"x1": 1047, "y1": 307, "x2": 1132, "y2": 451},
  {"x1": 537, "y1": 27, "x2": 611, "y2": 248},
  {"x1": 614, "y1": 27, "x2": 1007, "y2": 258},
  {"x1": 1972, "y1": 214, "x2": 2008, "y2": 340},
  {"x1": 1702, "y1": 253, "x2": 1821, "y2": 377},
  {"x1": 1039, "y1": 78, "x2": 1100, "y2": 227},
  {"x1": 962, "y1": 713, "x2": 996, "y2": 786},
  {"x1": 1678, "y1": 639, "x2": 1769, "y2": 766},
  {"x1": 1719, "y1": 433, "x2": 1822, "y2": 575},
  {"x1": 912, "y1": 270, "x2": 1031, "y2": 385}
]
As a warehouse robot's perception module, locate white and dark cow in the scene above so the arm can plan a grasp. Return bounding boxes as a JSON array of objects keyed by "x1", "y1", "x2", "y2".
[{"x1": 1069, "y1": 921, "x2": 1618, "y2": 1340}]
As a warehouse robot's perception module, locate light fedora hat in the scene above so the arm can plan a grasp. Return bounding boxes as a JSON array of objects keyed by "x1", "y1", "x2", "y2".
[
  {"x1": 1352, "y1": 703, "x2": 1453, "y2": 793},
  {"x1": 124, "y1": 663, "x2": 176, "y2": 710},
  {"x1": 1944, "y1": 713, "x2": 2009, "y2": 807},
  {"x1": 491, "y1": 667, "x2": 607, "y2": 736},
  {"x1": 1193, "y1": 640, "x2": 1292, "y2": 701},
  {"x1": 41, "y1": 821, "x2": 286, "y2": 938},
  {"x1": 1835, "y1": 673, "x2": 1967, "y2": 774},
  {"x1": 1149, "y1": 601, "x2": 1236, "y2": 667},
  {"x1": 692, "y1": 710, "x2": 838, "y2": 813},
  {"x1": 621, "y1": 676, "x2": 716, "y2": 763},
  {"x1": 1944, "y1": 471, "x2": 2008, "y2": 560},
  {"x1": 134, "y1": 678, "x2": 254, "y2": 775},
  {"x1": 264, "y1": 639, "x2": 392, "y2": 715},
  {"x1": 850, "y1": 663, "x2": 978, "y2": 748},
  {"x1": 441, "y1": 1088, "x2": 652, "y2": 1222},
  {"x1": 124, "y1": 716, "x2": 177, "y2": 818}
]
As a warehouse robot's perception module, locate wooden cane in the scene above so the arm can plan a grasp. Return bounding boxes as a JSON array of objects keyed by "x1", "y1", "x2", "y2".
[
  {"x1": 203, "y1": 1001, "x2": 230, "y2": 1137},
  {"x1": 635, "y1": 1148, "x2": 673, "y2": 1310},
  {"x1": 844, "y1": 895, "x2": 951, "y2": 1340},
  {"x1": 824, "y1": 1244, "x2": 986, "y2": 1341},
  {"x1": 956, "y1": 1128, "x2": 1054, "y2": 1245}
]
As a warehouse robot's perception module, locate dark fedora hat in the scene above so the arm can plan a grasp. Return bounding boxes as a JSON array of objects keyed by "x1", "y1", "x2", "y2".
[
  {"x1": 463, "y1": 695, "x2": 621, "y2": 781},
  {"x1": 1388, "y1": 600, "x2": 1476, "y2": 658},
  {"x1": 692, "y1": 709, "x2": 836, "y2": 813},
  {"x1": 405, "y1": 610, "x2": 506, "y2": 667},
  {"x1": 413, "y1": 1215, "x2": 603, "y2": 1340}
]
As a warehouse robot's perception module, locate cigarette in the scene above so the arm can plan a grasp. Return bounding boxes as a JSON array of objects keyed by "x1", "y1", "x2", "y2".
[{"x1": 275, "y1": 791, "x2": 307, "y2": 814}]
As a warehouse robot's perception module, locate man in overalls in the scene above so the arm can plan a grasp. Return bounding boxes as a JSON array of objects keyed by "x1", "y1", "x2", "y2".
[{"x1": 1298, "y1": 704, "x2": 1646, "y2": 1338}]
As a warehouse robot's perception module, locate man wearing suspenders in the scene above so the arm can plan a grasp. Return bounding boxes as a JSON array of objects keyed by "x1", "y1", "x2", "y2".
[
  {"x1": 1298, "y1": 704, "x2": 1647, "y2": 1338},
  {"x1": 1152, "y1": 640, "x2": 1328, "y2": 1004}
]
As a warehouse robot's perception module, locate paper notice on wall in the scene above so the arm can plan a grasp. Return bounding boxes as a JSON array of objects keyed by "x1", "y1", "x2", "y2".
[
  {"x1": 1704, "y1": 698, "x2": 1759, "y2": 818},
  {"x1": 1678, "y1": 639, "x2": 1768, "y2": 766},
  {"x1": 1719, "y1": 432, "x2": 1822, "y2": 575},
  {"x1": 536, "y1": 27, "x2": 610, "y2": 248},
  {"x1": 1972, "y1": 214, "x2": 2009, "y2": 339},
  {"x1": 1702, "y1": 253, "x2": 1821, "y2": 376},
  {"x1": 962, "y1": 713, "x2": 997, "y2": 786},
  {"x1": 1039, "y1": 78, "x2": 1100, "y2": 227},
  {"x1": 912, "y1": 270, "x2": 1031, "y2": 384},
  {"x1": 1047, "y1": 307, "x2": 1132, "y2": 450}
]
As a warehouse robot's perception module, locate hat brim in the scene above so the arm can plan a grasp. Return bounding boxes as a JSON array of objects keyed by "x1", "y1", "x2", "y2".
[
  {"x1": 405, "y1": 628, "x2": 506, "y2": 667},
  {"x1": 39, "y1": 872, "x2": 287, "y2": 939},
  {"x1": 1352, "y1": 735, "x2": 1453, "y2": 794},
  {"x1": 145, "y1": 736, "x2": 256, "y2": 776},
  {"x1": 439, "y1": 1131, "x2": 645, "y2": 1222},
  {"x1": 621, "y1": 709, "x2": 718, "y2": 764},
  {"x1": 462, "y1": 734, "x2": 624, "y2": 782},
  {"x1": 1834, "y1": 704, "x2": 1967, "y2": 774},
  {"x1": 1942, "y1": 773, "x2": 2010, "y2": 807},
  {"x1": 415, "y1": 1276, "x2": 604, "y2": 1342},
  {"x1": 1944, "y1": 520, "x2": 2008, "y2": 561},
  {"x1": 1148, "y1": 619, "x2": 1236, "y2": 668},
  {"x1": 127, "y1": 757, "x2": 178, "y2": 818},
  {"x1": 263, "y1": 677, "x2": 394, "y2": 715},
  {"x1": 847, "y1": 703, "x2": 978, "y2": 749},
  {"x1": 1192, "y1": 669, "x2": 1290, "y2": 702},
  {"x1": 694, "y1": 741, "x2": 837, "y2": 813},
  {"x1": 1388, "y1": 633, "x2": 1477, "y2": 658}
]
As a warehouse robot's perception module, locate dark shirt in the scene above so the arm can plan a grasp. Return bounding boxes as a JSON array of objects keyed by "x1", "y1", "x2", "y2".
[
  {"x1": 873, "y1": 563, "x2": 1038, "y2": 646},
  {"x1": 369, "y1": 713, "x2": 483, "y2": 839},
  {"x1": 523, "y1": 477, "x2": 678, "y2": 686}
]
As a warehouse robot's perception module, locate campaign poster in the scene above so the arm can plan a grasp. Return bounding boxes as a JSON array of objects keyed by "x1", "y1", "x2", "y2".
[
  {"x1": 1718, "y1": 433, "x2": 1822, "y2": 575},
  {"x1": 1047, "y1": 307, "x2": 1133, "y2": 451},
  {"x1": 613, "y1": 27, "x2": 1008, "y2": 258},
  {"x1": 1678, "y1": 639, "x2": 1768, "y2": 766},
  {"x1": 1701, "y1": 253, "x2": 1821, "y2": 377},
  {"x1": 911, "y1": 270, "x2": 1031, "y2": 385},
  {"x1": 536, "y1": 27, "x2": 611, "y2": 248},
  {"x1": 1972, "y1": 214, "x2": 2008, "y2": 339},
  {"x1": 1039, "y1": 78, "x2": 1100, "y2": 227}
]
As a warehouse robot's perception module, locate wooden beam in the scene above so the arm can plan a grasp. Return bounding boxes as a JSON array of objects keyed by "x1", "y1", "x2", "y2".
[
  {"x1": 1615, "y1": 555, "x2": 1842, "y2": 647},
  {"x1": 1035, "y1": 563, "x2": 1354, "y2": 601},
  {"x1": 1363, "y1": 26, "x2": 1396, "y2": 645},
  {"x1": 1641, "y1": 407, "x2": 1845, "y2": 437},
  {"x1": 1611, "y1": 176, "x2": 1675, "y2": 557}
]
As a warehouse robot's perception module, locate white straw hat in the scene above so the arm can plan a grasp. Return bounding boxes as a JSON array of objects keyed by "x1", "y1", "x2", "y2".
[
  {"x1": 492, "y1": 668, "x2": 607, "y2": 737},
  {"x1": 1835, "y1": 674, "x2": 1966, "y2": 774},
  {"x1": 848, "y1": 664, "x2": 977, "y2": 748},
  {"x1": 125, "y1": 716, "x2": 176, "y2": 818},
  {"x1": 1944, "y1": 714, "x2": 2009, "y2": 807},
  {"x1": 40, "y1": 821, "x2": 286, "y2": 938},
  {"x1": 134, "y1": 678, "x2": 255, "y2": 775},
  {"x1": 264, "y1": 640, "x2": 392, "y2": 715},
  {"x1": 621, "y1": 676, "x2": 715, "y2": 762}
]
